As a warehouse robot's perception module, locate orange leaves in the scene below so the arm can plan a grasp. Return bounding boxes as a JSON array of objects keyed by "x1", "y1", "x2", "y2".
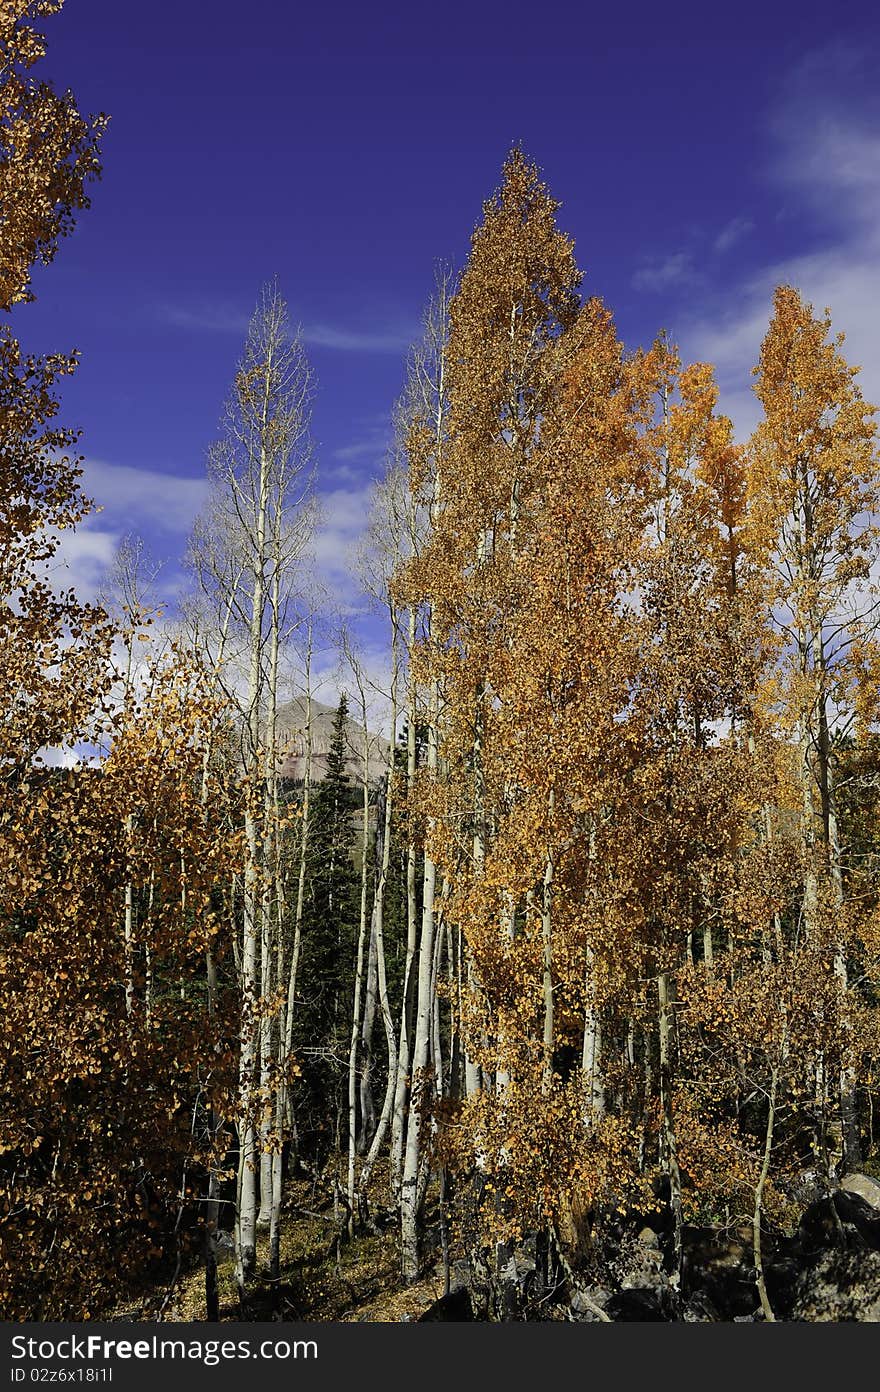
[
  {"x1": 386, "y1": 152, "x2": 880, "y2": 1265},
  {"x1": 0, "y1": 2, "x2": 106, "y2": 313}
]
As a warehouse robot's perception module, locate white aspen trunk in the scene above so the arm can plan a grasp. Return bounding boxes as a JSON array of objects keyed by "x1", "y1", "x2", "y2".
[
  {"x1": 798, "y1": 709, "x2": 820, "y2": 939},
  {"x1": 395, "y1": 268, "x2": 450, "y2": 1257},
  {"x1": 346, "y1": 677, "x2": 373, "y2": 1230},
  {"x1": 658, "y1": 970, "x2": 683, "y2": 1284},
  {"x1": 283, "y1": 639, "x2": 313, "y2": 1138},
  {"x1": 495, "y1": 890, "x2": 517, "y2": 1097},
  {"x1": 464, "y1": 954, "x2": 482, "y2": 1100},
  {"x1": 203, "y1": 946, "x2": 222, "y2": 1321},
  {"x1": 268, "y1": 702, "x2": 287, "y2": 1287},
  {"x1": 196, "y1": 604, "x2": 235, "y2": 1320},
  {"x1": 359, "y1": 616, "x2": 401, "y2": 1201},
  {"x1": 144, "y1": 864, "x2": 155, "y2": 1031},
  {"x1": 702, "y1": 913, "x2": 714, "y2": 967},
  {"x1": 581, "y1": 946, "x2": 605, "y2": 1119},
  {"x1": 258, "y1": 544, "x2": 284, "y2": 1230},
  {"x1": 391, "y1": 608, "x2": 419, "y2": 1196},
  {"x1": 417, "y1": 877, "x2": 448, "y2": 1217},
  {"x1": 121, "y1": 633, "x2": 135, "y2": 1020},
  {"x1": 754, "y1": 1023, "x2": 788, "y2": 1322},
  {"x1": 813, "y1": 629, "x2": 862, "y2": 1170},
  {"x1": 358, "y1": 911, "x2": 379, "y2": 1151},
  {"x1": 256, "y1": 896, "x2": 274, "y2": 1230},
  {"x1": 541, "y1": 823, "x2": 555, "y2": 1094},
  {"x1": 190, "y1": 289, "x2": 315, "y2": 1301},
  {"x1": 123, "y1": 848, "x2": 135, "y2": 1019},
  {"x1": 464, "y1": 662, "x2": 487, "y2": 1102},
  {"x1": 400, "y1": 678, "x2": 439, "y2": 1281},
  {"x1": 431, "y1": 897, "x2": 445, "y2": 1101},
  {"x1": 346, "y1": 820, "x2": 370, "y2": 1234},
  {"x1": 235, "y1": 417, "x2": 271, "y2": 1296}
]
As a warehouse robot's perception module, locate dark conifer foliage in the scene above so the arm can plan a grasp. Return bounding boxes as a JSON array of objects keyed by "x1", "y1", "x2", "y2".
[{"x1": 294, "y1": 696, "x2": 361, "y2": 1162}]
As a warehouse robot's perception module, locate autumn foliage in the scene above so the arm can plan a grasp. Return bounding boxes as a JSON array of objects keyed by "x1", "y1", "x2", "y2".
[{"x1": 3, "y1": 7, "x2": 880, "y2": 1324}]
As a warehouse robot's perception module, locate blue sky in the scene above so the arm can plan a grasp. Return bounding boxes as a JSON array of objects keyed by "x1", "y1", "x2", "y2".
[{"x1": 14, "y1": 0, "x2": 880, "y2": 676}]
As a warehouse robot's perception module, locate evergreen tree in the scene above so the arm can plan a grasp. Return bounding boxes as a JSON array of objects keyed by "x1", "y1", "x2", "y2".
[{"x1": 295, "y1": 695, "x2": 360, "y2": 1163}]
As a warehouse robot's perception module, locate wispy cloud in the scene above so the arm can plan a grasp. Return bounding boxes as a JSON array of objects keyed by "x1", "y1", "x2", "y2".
[
  {"x1": 302, "y1": 323, "x2": 412, "y2": 354},
  {"x1": 47, "y1": 526, "x2": 119, "y2": 599},
  {"x1": 333, "y1": 420, "x2": 391, "y2": 465},
  {"x1": 307, "y1": 482, "x2": 376, "y2": 613},
  {"x1": 48, "y1": 459, "x2": 209, "y2": 601},
  {"x1": 713, "y1": 216, "x2": 754, "y2": 255},
  {"x1": 154, "y1": 302, "x2": 249, "y2": 335},
  {"x1": 155, "y1": 299, "x2": 414, "y2": 355},
  {"x1": 680, "y1": 48, "x2": 880, "y2": 438},
  {"x1": 81, "y1": 459, "x2": 208, "y2": 532},
  {"x1": 632, "y1": 251, "x2": 699, "y2": 293}
]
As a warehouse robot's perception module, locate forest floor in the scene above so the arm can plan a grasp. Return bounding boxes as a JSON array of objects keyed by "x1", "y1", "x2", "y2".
[{"x1": 113, "y1": 1165, "x2": 448, "y2": 1324}]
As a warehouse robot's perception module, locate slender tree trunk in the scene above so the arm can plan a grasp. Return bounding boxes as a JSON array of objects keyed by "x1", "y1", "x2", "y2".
[
  {"x1": 235, "y1": 429, "x2": 270, "y2": 1298},
  {"x1": 346, "y1": 673, "x2": 374, "y2": 1230},
  {"x1": 400, "y1": 680, "x2": 439, "y2": 1281},
  {"x1": 358, "y1": 914, "x2": 379, "y2": 1152},
  {"x1": 541, "y1": 795, "x2": 555, "y2": 1093},
  {"x1": 754, "y1": 1039, "x2": 785, "y2": 1323},
  {"x1": 282, "y1": 627, "x2": 314, "y2": 1168},
  {"x1": 391, "y1": 609, "x2": 420, "y2": 1196},
  {"x1": 359, "y1": 617, "x2": 401, "y2": 1201},
  {"x1": 658, "y1": 970, "x2": 683, "y2": 1284},
  {"x1": 581, "y1": 947, "x2": 605, "y2": 1118}
]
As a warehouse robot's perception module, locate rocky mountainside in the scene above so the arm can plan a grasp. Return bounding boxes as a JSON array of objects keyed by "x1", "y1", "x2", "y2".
[{"x1": 274, "y1": 695, "x2": 392, "y2": 785}]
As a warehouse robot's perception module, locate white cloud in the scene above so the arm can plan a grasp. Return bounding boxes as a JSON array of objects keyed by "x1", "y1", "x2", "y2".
[
  {"x1": 45, "y1": 459, "x2": 208, "y2": 601},
  {"x1": 679, "y1": 61, "x2": 880, "y2": 440},
  {"x1": 154, "y1": 302, "x2": 250, "y2": 335},
  {"x1": 302, "y1": 323, "x2": 413, "y2": 354},
  {"x1": 81, "y1": 459, "x2": 209, "y2": 533},
  {"x1": 308, "y1": 482, "x2": 376, "y2": 613},
  {"x1": 334, "y1": 436, "x2": 387, "y2": 463},
  {"x1": 632, "y1": 252, "x2": 698, "y2": 294},
  {"x1": 47, "y1": 524, "x2": 119, "y2": 599},
  {"x1": 156, "y1": 299, "x2": 414, "y2": 354},
  {"x1": 38, "y1": 745, "x2": 79, "y2": 768},
  {"x1": 713, "y1": 216, "x2": 754, "y2": 255}
]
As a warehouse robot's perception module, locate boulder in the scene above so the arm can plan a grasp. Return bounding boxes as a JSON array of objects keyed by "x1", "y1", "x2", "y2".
[
  {"x1": 797, "y1": 1192, "x2": 880, "y2": 1256},
  {"x1": 786, "y1": 1168, "x2": 828, "y2": 1209},
  {"x1": 681, "y1": 1225, "x2": 758, "y2": 1319},
  {"x1": 570, "y1": 1285, "x2": 612, "y2": 1321},
  {"x1": 681, "y1": 1292, "x2": 720, "y2": 1322},
  {"x1": 418, "y1": 1287, "x2": 474, "y2": 1321},
  {"x1": 791, "y1": 1249, "x2": 880, "y2": 1321},
  {"x1": 605, "y1": 1286, "x2": 673, "y2": 1321},
  {"x1": 840, "y1": 1174, "x2": 880, "y2": 1212}
]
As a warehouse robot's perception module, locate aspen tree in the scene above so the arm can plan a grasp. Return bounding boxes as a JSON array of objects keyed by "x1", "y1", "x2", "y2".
[
  {"x1": 391, "y1": 272, "x2": 455, "y2": 1279},
  {"x1": 749, "y1": 286, "x2": 880, "y2": 1170},
  {"x1": 190, "y1": 283, "x2": 315, "y2": 1295}
]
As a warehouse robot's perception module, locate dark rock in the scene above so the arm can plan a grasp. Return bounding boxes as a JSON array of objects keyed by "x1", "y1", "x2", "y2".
[
  {"x1": 570, "y1": 1285, "x2": 612, "y2": 1320},
  {"x1": 418, "y1": 1287, "x2": 474, "y2": 1321},
  {"x1": 605, "y1": 1286, "x2": 674, "y2": 1321},
  {"x1": 832, "y1": 1189, "x2": 880, "y2": 1251},
  {"x1": 499, "y1": 1248, "x2": 537, "y2": 1285},
  {"x1": 840, "y1": 1174, "x2": 880, "y2": 1212},
  {"x1": 681, "y1": 1292, "x2": 720, "y2": 1322},
  {"x1": 791, "y1": 1249, "x2": 880, "y2": 1321},
  {"x1": 797, "y1": 1196, "x2": 846, "y2": 1254},
  {"x1": 786, "y1": 1168, "x2": 828, "y2": 1210},
  {"x1": 681, "y1": 1226, "x2": 758, "y2": 1319},
  {"x1": 797, "y1": 1193, "x2": 880, "y2": 1257}
]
